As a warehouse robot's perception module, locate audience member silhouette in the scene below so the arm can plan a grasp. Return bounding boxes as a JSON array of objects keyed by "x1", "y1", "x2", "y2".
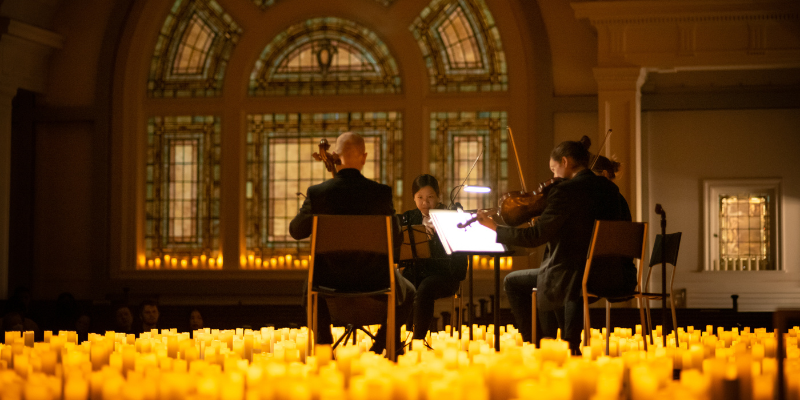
[
  {"x1": 139, "y1": 300, "x2": 160, "y2": 333},
  {"x1": 189, "y1": 308, "x2": 204, "y2": 331},
  {"x1": 113, "y1": 304, "x2": 135, "y2": 334}
]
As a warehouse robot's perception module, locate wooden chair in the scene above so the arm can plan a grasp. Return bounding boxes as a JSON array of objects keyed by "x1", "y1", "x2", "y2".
[
  {"x1": 307, "y1": 215, "x2": 397, "y2": 361},
  {"x1": 582, "y1": 220, "x2": 649, "y2": 354},
  {"x1": 641, "y1": 232, "x2": 683, "y2": 347}
]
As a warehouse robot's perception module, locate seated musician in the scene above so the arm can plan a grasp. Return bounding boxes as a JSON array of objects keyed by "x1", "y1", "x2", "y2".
[
  {"x1": 399, "y1": 174, "x2": 468, "y2": 342},
  {"x1": 290, "y1": 131, "x2": 415, "y2": 356},
  {"x1": 476, "y1": 136, "x2": 636, "y2": 353}
]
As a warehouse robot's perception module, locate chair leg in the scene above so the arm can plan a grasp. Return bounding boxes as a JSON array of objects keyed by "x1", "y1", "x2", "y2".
[
  {"x1": 387, "y1": 293, "x2": 396, "y2": 362},
  {"x1": 308, "y1": 293, "x2": 317, "y2": 356},
  {"x1": 638, "y1": 296, "x2": 648, "y2": 351},
  {"x1": 645, "y1": 298, "x2": 653, "y2": 345},
  {"x1": 531, "y1": 288, "x2": 537, "y2": 346},
  {"x1": 583, "y1": 296, "x2": 590, "y2": 347},
  {"x1": 670, "y1": 296, "x2": 679, "y2": 348},
  {"x1": 332, "y1": 325, "x2": 354, "y2": 350},
  {"x1": 605, "y1": 300, "x2": 611, "y2": 356}
]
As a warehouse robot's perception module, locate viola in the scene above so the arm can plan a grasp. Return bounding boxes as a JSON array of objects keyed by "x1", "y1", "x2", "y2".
[{"x1": 311, "y1": 138, "x2": 341, "y2": 178}]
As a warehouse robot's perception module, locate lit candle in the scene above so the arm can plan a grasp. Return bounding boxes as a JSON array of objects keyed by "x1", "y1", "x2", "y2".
[
  {"x1": 248, "y1": 255, "x2": 255, "y2": 268},
  {"x1": 271, "y1": 258, "x2": 278, "y2": 268},
  {"x1": 171, "y1": 258, "x2": 177, "y2": 268},
  {"x1": 255, "y1": 257, "x2": 262, "y2": 269},
  {"x1": 208, "y1": 258, "x2": 216, "y2": 268},
  {"x1": 202, "y1": 254, "x2": 208, "y2": 268},
  {"x1": 155, "y1": 258, "x2": 161, "y2": 269},
  {"x1": 192, "y1": 257, "x2": 198, "y2": 268},
  {"x1": 181, "y1": 259, "x2": 188, "y2": 269},
  {"x1": 217, "y1": 256, "x2": 223, "y2": 268}
]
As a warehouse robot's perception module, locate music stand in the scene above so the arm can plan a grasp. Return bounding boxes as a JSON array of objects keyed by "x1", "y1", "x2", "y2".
[{"x1": 429, "y1": 209, "x2": 513, "y2": 351}]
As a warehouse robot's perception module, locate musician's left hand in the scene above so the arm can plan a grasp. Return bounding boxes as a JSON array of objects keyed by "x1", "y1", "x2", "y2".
[{"x1": 476, "y1": 210, "x2": 498, "y2": 231}]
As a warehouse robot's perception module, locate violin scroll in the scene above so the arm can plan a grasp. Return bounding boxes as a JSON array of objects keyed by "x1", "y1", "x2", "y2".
[{"x1": 312, "y1": 138, "x2": 341, "y2": 177}]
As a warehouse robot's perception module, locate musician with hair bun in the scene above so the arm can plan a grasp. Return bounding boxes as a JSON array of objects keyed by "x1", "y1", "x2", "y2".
[{"x1": 476, "y1": 136, "x2": 635, "y2": 353}]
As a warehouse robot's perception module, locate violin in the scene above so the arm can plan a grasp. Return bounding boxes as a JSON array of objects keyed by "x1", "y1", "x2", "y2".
[
  {"x1": 312, "y1": 138, "x2": 341, "y2": 178},
  {"x1": 457, "y1": 177, "x2": 563, "y2": 229},
  {"x1": 458, "y1": 127, "x2": 563, "y2": 229},
  {"x1": 459, "y1": 128, "x2": 612, "y2": 229}
]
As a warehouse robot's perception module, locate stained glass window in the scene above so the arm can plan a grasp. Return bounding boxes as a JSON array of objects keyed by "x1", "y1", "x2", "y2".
[
  {"x1": 439, "y1": 6, "x2": 482, "y2": 69},
  {"x1": 410, "y1": 0, "x2": 507, "y2": 92},
  {"x1": 429, "y1": 111, "x2": 507, "y2": 211},
  {"x1": 719, "y1": 195, "x2": 773, "y2": 270},
  {"x1": 172, "y1": 15, "x2": 215, "y2": 75},
  {"x1": 245, "y1": 112, "x2": 403, "y2": 265},
  {"x1": 249, "y1": 17, "x2": 401, "y2": 96},
  {"x1": 144, "y1": 116, "x2": 221, "y2": 269},
  {"x1": 250, "y1": 0, "x2": 278, "y2": 10},
  {"x1": 149, "y1": 0, "x2": 242, "y2": 98}
]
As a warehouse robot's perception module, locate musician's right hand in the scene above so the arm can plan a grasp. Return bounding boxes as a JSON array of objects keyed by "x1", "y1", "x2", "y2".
[{"x1": 476, "y1": 210, "x2": 498, "y2": 231}]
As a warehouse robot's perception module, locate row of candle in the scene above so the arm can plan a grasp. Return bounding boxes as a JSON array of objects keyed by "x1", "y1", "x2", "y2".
[
  {"x1": 135, "y1": 255, "x2": 514, "y2": 271},
  {"x1": 472, "y1": 256, "x2": 513, "y2": 270},
  {"x1": 240, "y1": 254, "x2": 309, "y2": 270},
  {"x1": 137, "y1": 254, "x2": 224, "y2": 270},
  {"x1": 1, "y1": 324, "x2": 798, "y2": 400}
]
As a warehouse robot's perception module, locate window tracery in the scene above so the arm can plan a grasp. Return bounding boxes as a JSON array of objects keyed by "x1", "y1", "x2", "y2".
[
  {"x1": 249, "y1": 17, "x2": 401, "y2": 96},
  {"x1": 411, "y1": 0, "x2": 507, "y2": 92},
  {"x1": 429, "y1": 111, "x2": 508, "y2": 211},
  {"x1": 144, "y1": 116, "x2": 221, "y2": 269},
  {"x1": 148, "y1": 0, "x2": 242, "y2": 98},
  {"x1": 244, "y1": 112, "x2": 403, "y2": 265}
]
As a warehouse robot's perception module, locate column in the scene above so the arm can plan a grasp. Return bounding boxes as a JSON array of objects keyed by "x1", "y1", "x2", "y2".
[
  {"x1": 593, "y1": 67, "x2": 646, "y2": 221},
  {"x1": 0, "y1": 83, "x2": 16, "y2": 299}
]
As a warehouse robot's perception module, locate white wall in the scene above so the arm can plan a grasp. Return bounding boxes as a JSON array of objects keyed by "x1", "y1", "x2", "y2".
[{"x1": 644, "y1": 109, "x2": 800, "y2": 311}]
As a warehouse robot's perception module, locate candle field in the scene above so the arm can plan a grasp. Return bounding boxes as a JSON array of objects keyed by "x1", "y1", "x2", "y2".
[{"x1": 0, "y1": 324, "x2": 798, "y2": 400}]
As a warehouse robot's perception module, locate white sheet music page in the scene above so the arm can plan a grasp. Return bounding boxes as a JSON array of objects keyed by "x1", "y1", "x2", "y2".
[{"x1": 429, "y1": 209, "x2": 507, "y2": 255}]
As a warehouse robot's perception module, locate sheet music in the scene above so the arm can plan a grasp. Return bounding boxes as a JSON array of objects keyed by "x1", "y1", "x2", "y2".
[{"x1": 429, "y1": 209, "x2": 507, "y2": 255}]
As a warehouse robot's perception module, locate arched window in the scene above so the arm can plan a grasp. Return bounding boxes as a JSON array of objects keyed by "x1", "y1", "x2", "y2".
[
  {"x1": 148, "y1": 0, "x2": 242, "y2": 98},
  {"x1": 411, "y1": 0, "x2": 506, "y2": 92},
  {"x1": 249, "y1": 17, "x2": 401, "y2": 96}
]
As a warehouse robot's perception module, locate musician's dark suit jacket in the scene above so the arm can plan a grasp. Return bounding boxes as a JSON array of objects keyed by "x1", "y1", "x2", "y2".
[
  {"x1": 496, "y1": 169, "x2": 635, "y2": 312},
  {"x1": 290, "y1": 168, "x2": 404, "y2": 292}
]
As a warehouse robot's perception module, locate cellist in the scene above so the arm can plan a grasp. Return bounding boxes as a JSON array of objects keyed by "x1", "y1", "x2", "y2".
[
  {"x1": 475, "y1": 136, "x2": 635, "y2": 353},
  {"x1": 290, "y1": 131, "x2": 415, "y2": 356}
]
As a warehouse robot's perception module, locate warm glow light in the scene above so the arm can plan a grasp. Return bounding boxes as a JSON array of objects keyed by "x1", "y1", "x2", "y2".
[{"x1": 216, "y1": 256, "x2": 223, "y2": 268}]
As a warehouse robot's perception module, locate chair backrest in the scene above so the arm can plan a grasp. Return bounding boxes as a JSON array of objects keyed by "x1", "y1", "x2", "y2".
[
  {"x1": 587, "y1": 220, "x2": 647, "y2": 259},
  {"x1": 649, "y1": 232, "x2": 682, "y2": 267},
  {"x1": 310, "y1": 215, "x2": 394, "y2": 293},
  {"x1": 584, "y1": 220, "x2": 648, "y2": 296}
]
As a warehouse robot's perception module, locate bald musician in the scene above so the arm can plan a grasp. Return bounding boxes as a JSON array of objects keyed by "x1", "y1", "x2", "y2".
[{"x1": 290, "y1": 131, "x2": 414, "y2": 356}]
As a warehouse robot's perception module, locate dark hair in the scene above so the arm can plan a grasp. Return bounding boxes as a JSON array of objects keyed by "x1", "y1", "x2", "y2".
[
  {"x1": 591, "y1": 154, "x2": 621, "y2": 179},
  {"x1": 411, "y1": 174, "x2": 440, "y2": 197},
  {"x1": 550, "y1": 136, "x2": 591, "y2": 168},
  {"x1": 139, "y1": 299, "x2": 158, "y2": 312}
]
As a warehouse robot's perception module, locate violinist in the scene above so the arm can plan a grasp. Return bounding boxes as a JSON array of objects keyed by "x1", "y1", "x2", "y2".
[
  {"x1": 590, "y1": 153, "x2": 621, "y2": 180},
  {"x1": 476, "y1": 136, "x2": 636, "y2": 353},
  {"x1": 399, "y1": 174, "x2": 468, "y2": 341},
  {"x1": 290, "y1": 131, "x2": 415, "y2": 356}
]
